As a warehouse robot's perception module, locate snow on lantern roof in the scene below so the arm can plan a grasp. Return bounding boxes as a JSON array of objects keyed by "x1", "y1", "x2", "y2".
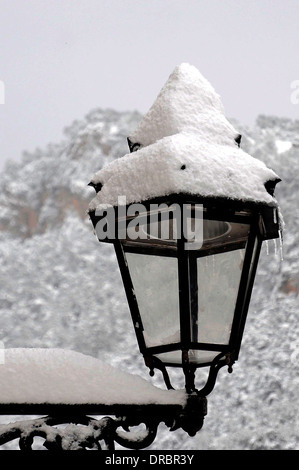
[
  {"x1": 0, "y1": 349, "x2": 186, "y2": 406},
  {"x1": 88, "y1": 63, "x2": 280, "y2": 211},
  {"x1": 128, "y1": 62, "x2": 239, "y2": 149}
]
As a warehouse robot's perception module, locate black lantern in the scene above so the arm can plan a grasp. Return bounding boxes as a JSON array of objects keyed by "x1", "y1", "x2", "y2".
[
  {"x1": 88, "y1": 183, "x2": 281, "y2": 395},
  {"x1": 88, "y1": 63, "x2": 282, "y2": 422}
]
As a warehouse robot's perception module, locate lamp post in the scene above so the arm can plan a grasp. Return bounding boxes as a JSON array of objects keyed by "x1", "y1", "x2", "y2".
[
  {"x1": 88, "y1": 63, "x2": 282, "y2": 436},
  {"x1": 0, "y1": 64, "x2": 283, "y2": 451}
]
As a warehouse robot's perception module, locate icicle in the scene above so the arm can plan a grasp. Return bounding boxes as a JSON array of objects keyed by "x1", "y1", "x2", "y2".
[
  {"x1": 273, "y1": 238, "x2": 277, "y2": 256},
  {"x1": 278, "y1": 230, "x2": 284, "y2": 261},
  {"x1": 273, "y1": 207, "x2": 277, "y2": 224},
  {"x1": 265, "y1": 240, "x2": 269, "y2": 255},
  {"x1": 239, "y1": 249, "x2": 244, "y2": 269}
]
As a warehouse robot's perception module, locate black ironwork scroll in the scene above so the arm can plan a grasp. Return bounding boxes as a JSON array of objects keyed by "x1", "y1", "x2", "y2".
[{"x1": 0, "y1": 396, "x2": 207, "y2": 450}]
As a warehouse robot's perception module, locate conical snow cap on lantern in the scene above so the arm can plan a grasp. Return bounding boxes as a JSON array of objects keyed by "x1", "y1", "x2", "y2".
[
  {"x1": 88, "y1": 63, "x2": 281, "y2": 212},
  {"x1": 128, "y1": 63, "x2": 240, "y2": 148}
]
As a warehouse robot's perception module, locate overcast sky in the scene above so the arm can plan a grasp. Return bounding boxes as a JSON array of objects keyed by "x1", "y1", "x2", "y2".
[{"x1": 0, "y1": 0, "x2": 298, "y2": 171}]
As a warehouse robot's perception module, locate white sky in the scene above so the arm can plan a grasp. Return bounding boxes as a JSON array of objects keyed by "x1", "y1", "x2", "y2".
[{"x1": 0, "y1": 0, "x2": 298, "y2": 171}]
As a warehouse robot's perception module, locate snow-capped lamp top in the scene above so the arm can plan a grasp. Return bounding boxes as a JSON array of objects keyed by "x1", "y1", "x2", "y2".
[
  {"x1": 88, "y1": 63, "x2": 281, "y2": 219},
  {"x1": 128, "y1": 63, "x2": 240, "y2": 149}
]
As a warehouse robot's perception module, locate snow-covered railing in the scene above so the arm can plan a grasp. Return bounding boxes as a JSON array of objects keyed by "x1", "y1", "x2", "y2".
[{"x1": 0, "y1": 349, "x2": 205, "y2": 450}]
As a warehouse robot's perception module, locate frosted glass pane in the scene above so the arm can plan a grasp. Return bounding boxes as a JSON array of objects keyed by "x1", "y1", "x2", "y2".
[
  {"x1": 126, "y1": 253, "x2": 180, "y2": 348},
  {"x1": 154, "y1": 350, "x2": 221, "y2": 365},
  {"x1": 196, "y1": 249, "x2": 245, "y2": 345}
]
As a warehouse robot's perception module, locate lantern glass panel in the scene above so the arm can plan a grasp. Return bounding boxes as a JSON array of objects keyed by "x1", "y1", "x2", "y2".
[
  {"x1": 125, "y1": 252, "x2": 180, "y2": 348},
  {"x1": 154, "y1": 350, "x2": 220, "y2": 365},
  {"x1": 195, "y1": 248, "x2": 245, "y2": 345},
  {"x1": 118, "y1": 205, "x2": 253, "y2": 368}
]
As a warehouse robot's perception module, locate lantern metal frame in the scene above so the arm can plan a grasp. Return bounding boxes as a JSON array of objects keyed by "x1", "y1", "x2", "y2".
[{"x1": 89, "y1": 192, "x2": 280, "y2": 395}]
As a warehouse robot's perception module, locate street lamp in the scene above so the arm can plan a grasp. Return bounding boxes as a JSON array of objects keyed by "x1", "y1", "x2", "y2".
[
  {"x1": 89, "y1": 194, "x2": 280, "y2": 396},
  {"x1": 0, "y1": 64, "x2": 283, "y2": 451},
  {"x1": 88, "y1": 63, "x2": 282, "y2": 433}
]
